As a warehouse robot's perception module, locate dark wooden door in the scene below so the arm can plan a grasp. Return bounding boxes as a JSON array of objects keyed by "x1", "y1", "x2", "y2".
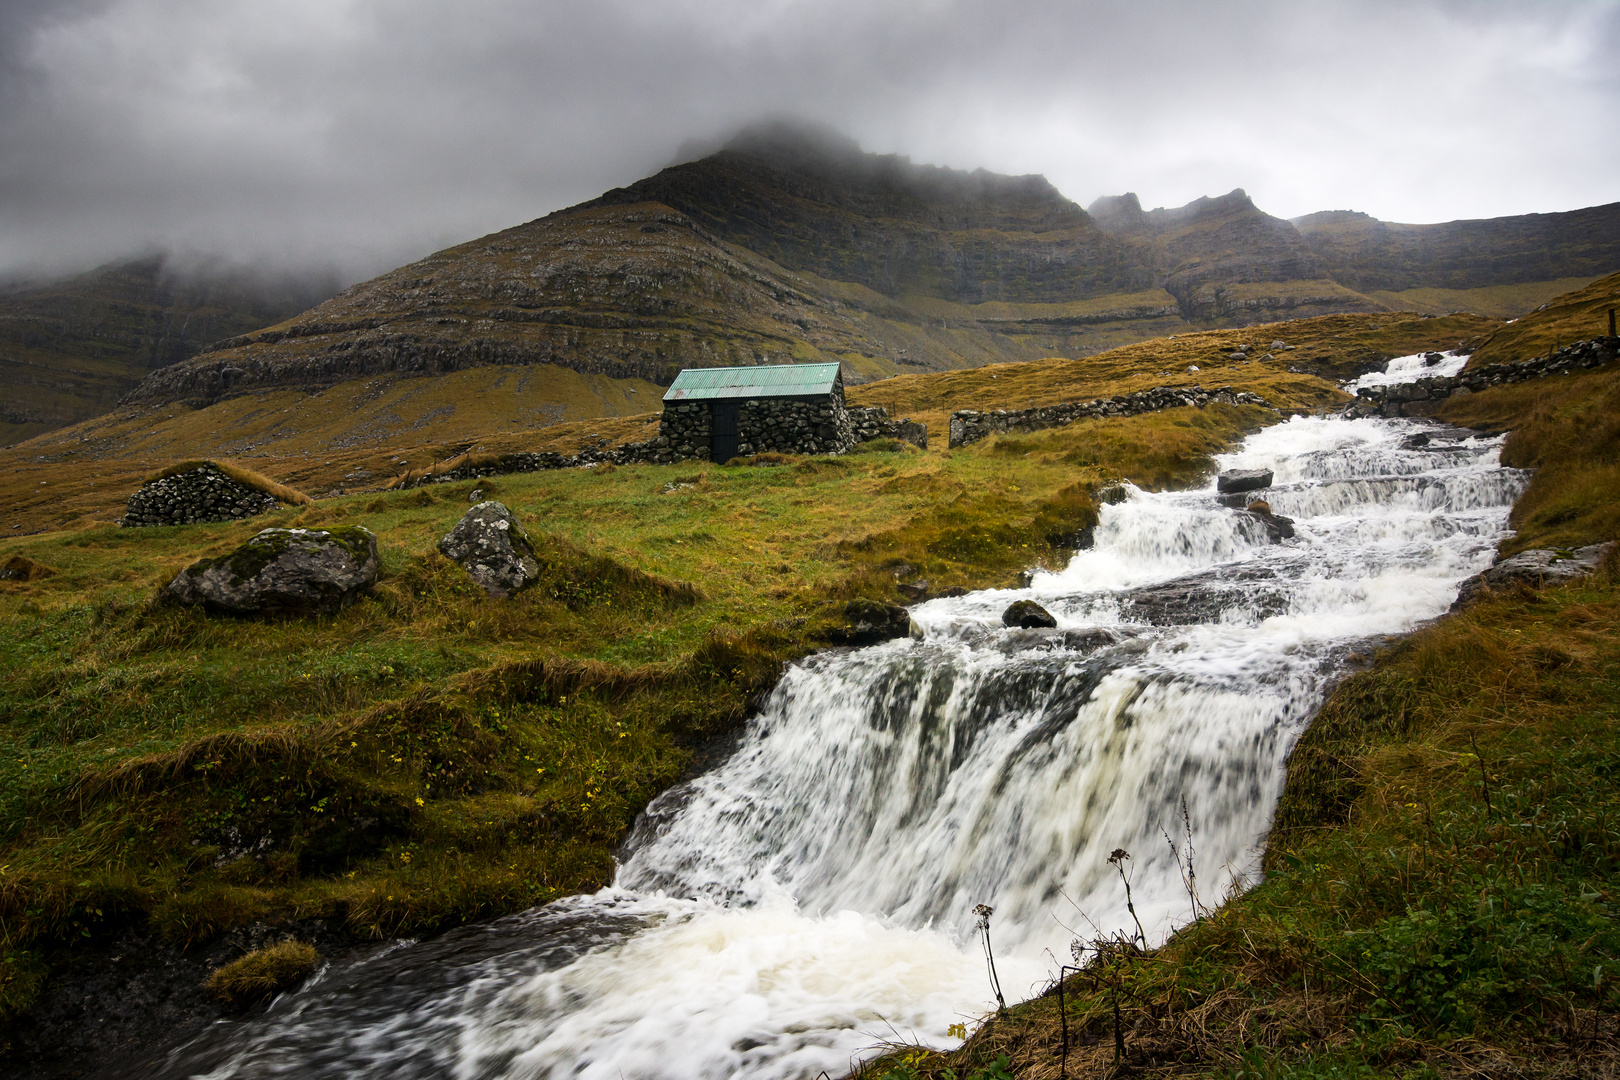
[{"x1": 710, "y1": 400, "x2": 740, "y2": 463}]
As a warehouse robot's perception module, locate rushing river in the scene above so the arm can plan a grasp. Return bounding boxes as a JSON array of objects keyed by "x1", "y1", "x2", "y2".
[{"x1": 149, "y1": 362, "x2": 1529, "y2": 1080}]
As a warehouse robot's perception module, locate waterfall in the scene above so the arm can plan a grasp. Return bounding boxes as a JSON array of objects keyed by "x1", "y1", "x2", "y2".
[{"x1": 151, "y1": 413, "x2": 1528, "y2": 1080}]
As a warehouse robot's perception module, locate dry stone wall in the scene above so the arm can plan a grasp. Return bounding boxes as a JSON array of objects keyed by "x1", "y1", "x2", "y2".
[
  {"x1": 1344, "y1": 337, "x2": 1617, "y2": 419},
  {"x1": 122, "y1": 464, "x2": 282, "y2": 527},
  {"x1": 847, "y1": 407, "x2": 928, "y2": 449},
  {"x1": 949, "y1": 385, "x2": 1271, "y2": 448}
]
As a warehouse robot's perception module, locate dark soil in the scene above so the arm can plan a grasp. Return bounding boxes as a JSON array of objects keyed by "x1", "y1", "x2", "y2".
[{"x1": 3, "y1": 920, "x2": 369, "y2": 1080}]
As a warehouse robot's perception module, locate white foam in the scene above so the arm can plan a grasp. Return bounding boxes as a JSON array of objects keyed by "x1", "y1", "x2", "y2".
[{"x1": 1344, "y1": 350, "x2": 1468, "y2": 392}]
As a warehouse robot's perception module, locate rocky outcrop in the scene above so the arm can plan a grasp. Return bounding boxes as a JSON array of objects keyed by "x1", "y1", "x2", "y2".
[
  {"x1": 949, "y1": 385, "x2": 1271, "y2": 448},
  {"x1": 837, "y1": 599, "x2": 920, "y2": 644},
  {"x1": 1217, "y1": 468, "x2": 1273, "y2": 494},
  {"x1": 1002, "y1": 600, "x2": 1057, "y2": 629},
  {"x1": 1452, "y1": 543, "x2": 1615, "y2": 610},
  {"x1": 437, "y1": 502, "x2": 541, "y2": 599},
  {"x1": 1236, "y1": 507, "x2": 1296, "y2": 542},
  {"x1": 165, "y1": 527, "x2": 379, "y2": 616},
  {"x1": 121, "y1": 464, "x2": 287, "y2": 528},
  {"x1": 1344, "y1": 338, "x2": 1616, "y2": 418}
]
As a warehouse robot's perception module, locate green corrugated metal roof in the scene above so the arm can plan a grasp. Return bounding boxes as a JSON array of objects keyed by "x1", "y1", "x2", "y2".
[{"x1": 662, "y1": 363, "x2": 841, "y2": 402}]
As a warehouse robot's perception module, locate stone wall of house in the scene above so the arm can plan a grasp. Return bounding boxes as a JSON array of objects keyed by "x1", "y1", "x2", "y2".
[
  {"x1": 737, "y1": 396, "x2": 855, "y2": 456},
  {"x1": 1343, "y1": 337, "x2": 1617, "y2": 418},
  {"x1": 949, "y1": 385, "x2": 1272, "y2": 448},
  {"x1": 653, "y1": 401, "x2": 715, "y2": 463},
  {"x1": 121, "y1": 464, "x2": 282, "y2": 527}
]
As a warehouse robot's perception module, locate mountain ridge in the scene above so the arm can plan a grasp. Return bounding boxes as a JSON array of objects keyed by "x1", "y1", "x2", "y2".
[{"x1": 15, "y1": 122, "x2": 1620, "y2": 424}]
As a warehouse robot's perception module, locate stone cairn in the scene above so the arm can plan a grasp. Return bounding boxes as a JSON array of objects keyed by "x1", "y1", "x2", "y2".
[
  {"x1": 949, "y1": 385, "x2": 1271, "y2": 448},
  {"x1": 1344, "y1": 337, "x2": 1617, "y2": 419},
  {"x1": 121, "y1": 463, "x2": 284, "y2": 527}
]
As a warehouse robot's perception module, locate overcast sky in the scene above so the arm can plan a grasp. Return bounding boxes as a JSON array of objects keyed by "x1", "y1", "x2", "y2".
[{"x1": 2, "y1": 0, "x2": 1617, "y2": 284}]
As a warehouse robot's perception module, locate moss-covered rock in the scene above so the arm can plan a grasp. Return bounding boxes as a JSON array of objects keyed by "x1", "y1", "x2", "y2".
[{"x1": 165, "y1": 526, "x2": 379, "y2": 616}]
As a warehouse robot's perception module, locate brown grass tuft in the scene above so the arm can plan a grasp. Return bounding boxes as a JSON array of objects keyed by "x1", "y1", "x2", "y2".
[
  {"x1": 0, "y1": 554, "x2": 56, "y2": 582},
  {"x1": 203, "y1": 940, "x2": 319, "y2": 1008}
]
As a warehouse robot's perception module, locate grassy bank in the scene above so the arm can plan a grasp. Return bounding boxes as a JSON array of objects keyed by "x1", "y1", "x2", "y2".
[
  {"x1": 859, "y1": 353, "x2": 1620, "y2": 1079},
  {"x1": 0, "y1": 309, "x2": 1512, "y2": 1060},
  {"x1": 0, "y1": 397, "x2": 1289, "y2": 1028}
]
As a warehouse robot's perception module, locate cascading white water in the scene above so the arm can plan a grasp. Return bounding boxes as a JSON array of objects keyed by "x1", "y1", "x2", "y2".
[
  {"x1": 1344, "y1": 350, "x2": 1468, "y2": 391},
  {"x1": 152, "y1": 412, "x2": 1528, "y2": 1080}
]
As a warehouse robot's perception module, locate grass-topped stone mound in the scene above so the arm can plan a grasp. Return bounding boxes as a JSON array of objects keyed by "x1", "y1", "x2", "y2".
[{"x1": 122, "y1": 460, "x2": 313, "y2": 528}]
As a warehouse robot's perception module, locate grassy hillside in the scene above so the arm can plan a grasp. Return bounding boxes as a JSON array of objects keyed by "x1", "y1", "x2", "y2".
[
  {"x1": 0, "y1": 311, "x2": 1498, "y2": 537},
  {"x1": 0, "y1": 256, "x2": 337, "y2": 445},
  {"x1": 1365, "y1": 277, "x2": 1599, "y2": 320},
  {"x1": 1467, "y1": 270, "x2": 1620, "y2": 367},
  {"x1": 0, "y1": 310, "x2": 1494, "y2": 1054}
]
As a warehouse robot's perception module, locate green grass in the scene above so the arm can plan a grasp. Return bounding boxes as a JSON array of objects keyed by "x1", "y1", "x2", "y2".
[
  {"x1": 203, "y1": 940, "x2": 320, "y2": 1008},
  {"x1": 0, "y1": 402, "x2": 1284, "y2": 1028}
]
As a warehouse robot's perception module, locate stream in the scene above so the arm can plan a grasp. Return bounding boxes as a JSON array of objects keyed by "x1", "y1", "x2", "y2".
[{"x1": 147, "y1": 357, "x2": 1529, "y2": 1080}]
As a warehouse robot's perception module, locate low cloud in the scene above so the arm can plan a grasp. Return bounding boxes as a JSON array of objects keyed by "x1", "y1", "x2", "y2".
[{"x1": 1, "y1": 0, "x2": 1616, "y2": 283}]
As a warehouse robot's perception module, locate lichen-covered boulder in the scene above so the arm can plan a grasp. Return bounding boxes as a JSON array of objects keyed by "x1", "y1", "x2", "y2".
[
  {"x1": 166, "y1": 526, "x2": 379, "y2": 615},
  {"x1": 438, "y1": 501, "x2": 541, "y2": 599},
  {"x1": 1452, "y1": 542, "x2": 1615, "y2": 610},
  {"x1": 1002, "y1": 599, "x2": 1057, "y2": 628}
]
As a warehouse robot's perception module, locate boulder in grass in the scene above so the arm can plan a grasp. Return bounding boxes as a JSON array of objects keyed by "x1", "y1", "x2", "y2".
[
  {"x1": 166, "y1": 526, "x2": 379, "y2": 616},
  {"x1": 1002, "y1": 599, "x2": 1057, "y2": 629},
  {"x1": 438, "y1": 501, "x2": 541, "y2": 599},
  {"x1": 1217, "y1": 468, "x2": 1273, "y2": 494}
]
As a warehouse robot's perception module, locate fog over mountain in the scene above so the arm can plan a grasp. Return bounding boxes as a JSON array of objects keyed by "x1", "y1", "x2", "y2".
[{"x1": 2, "y1": 0, "x2": 1618, "y2": 284}]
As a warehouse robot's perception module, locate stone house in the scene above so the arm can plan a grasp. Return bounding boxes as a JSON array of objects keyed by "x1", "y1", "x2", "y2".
[{"x1": 657, "y1": 363, "x2": 856, "y2": 463}]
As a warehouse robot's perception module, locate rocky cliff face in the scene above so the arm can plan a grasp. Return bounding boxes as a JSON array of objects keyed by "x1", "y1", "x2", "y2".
[
  {"x1": 0, "y1": 255, "x2": 338, "y2": 442},
  {"x1": 1292, "y1": 202, "x2": 1620, "y2": 292},
  {"x1": 1087, "y1": 188, "x2": 1376, "y2": 323}
]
